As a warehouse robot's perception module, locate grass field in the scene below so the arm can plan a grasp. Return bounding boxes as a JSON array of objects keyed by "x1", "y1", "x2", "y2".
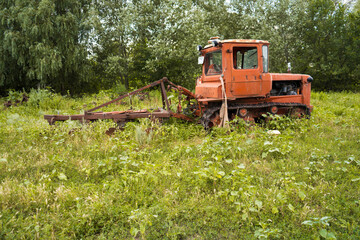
[{"x1": 1, "y1": 89, "x2": 360, "y2": 239}]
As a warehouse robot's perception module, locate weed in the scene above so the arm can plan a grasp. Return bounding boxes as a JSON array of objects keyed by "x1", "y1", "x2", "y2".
[{"x1": 0, "y1": 90, "x2": 360, "y2": 239}]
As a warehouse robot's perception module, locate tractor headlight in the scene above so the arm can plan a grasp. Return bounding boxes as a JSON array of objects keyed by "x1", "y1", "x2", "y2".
[{"x1": 211, "y1": 40, "x2": 219, "y2": 47}]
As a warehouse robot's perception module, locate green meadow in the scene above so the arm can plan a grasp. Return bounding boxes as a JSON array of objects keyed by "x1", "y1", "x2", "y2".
[{"x1": 1, "y1": 90, "x2": 359, "y2": 239}]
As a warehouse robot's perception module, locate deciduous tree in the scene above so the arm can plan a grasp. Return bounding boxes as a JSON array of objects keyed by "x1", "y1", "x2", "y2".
[{"x1": 0, "y1": 0, "x2": 92, "y2": 94}]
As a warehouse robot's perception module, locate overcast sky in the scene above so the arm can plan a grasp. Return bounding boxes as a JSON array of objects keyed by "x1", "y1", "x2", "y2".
[{"x1": 224, "y1": 0, "x2": 353, "y2": 5}]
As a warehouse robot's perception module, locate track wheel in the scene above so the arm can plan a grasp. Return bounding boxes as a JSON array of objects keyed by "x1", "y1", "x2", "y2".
[
  {"x1": 289, "y1": 107, "x2": 306, "y2": 118},
  {"x1": 200, "y1": 108, "x2": 221, "y2": 130},
  {"x1": 209, "y1": 111, "x2": 221, "y2": 127},
  {"x1": 238, "y1": 108, "x2": 248, "y2": 117},
  {"x1": 269, "y1": 106, "x2": 278, "y2": 114}
]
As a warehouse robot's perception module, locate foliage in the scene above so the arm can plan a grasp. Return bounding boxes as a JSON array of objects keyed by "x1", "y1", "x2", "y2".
[
  {"x1": 0, "y1": 90, "x2": 360, "y2": 238},
  {"x1": 293, "y1": 0, "x2": 354, "y2": 90},
  {"x1": 354, "y1": 0, "x2": 360, "y2": 12},
  {"x1": 1, "y1": 0, "x2": 360, "y2": 94},
  {"x1": 0, "y1": 0, "x2": 93, "y2": 95}
]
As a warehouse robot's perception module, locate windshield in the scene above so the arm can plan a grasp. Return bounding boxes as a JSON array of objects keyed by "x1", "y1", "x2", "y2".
[
  {"x1": 262, "y1": 45, "x2": 269, "y2": 73},
  {"x1": 205, "y1": 50, "x2": 222, "y2": 75},
  {"x1": 233, "y1": 47, "x2": 258, "y2": 69}
]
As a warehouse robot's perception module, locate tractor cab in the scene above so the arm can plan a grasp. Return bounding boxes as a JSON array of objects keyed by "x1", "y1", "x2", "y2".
[{"x1": 195, "y1": 38, "x2": 272, "y2": 101}]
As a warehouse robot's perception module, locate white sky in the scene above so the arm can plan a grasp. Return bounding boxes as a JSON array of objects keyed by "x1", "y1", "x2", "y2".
[{"x1": 224, "y1": 0, "x2": 352, "y2": 5}]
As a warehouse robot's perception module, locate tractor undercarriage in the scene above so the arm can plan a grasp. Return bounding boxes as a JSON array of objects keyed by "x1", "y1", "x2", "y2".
[{"x1": 200, "y1": 102, "x2": 310, "y2": 129}]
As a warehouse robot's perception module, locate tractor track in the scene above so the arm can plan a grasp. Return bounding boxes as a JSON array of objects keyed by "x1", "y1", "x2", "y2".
[{"x1": 200, "y1": 102, "x2": 311, "y2": 129}]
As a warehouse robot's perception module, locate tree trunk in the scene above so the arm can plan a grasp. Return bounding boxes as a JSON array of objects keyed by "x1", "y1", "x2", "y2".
[{"x1": 124, "y1": 74, "x2": 129, "y2": 90}]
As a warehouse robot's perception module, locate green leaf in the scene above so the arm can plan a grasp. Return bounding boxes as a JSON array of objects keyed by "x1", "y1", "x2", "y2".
[
  {"x1": 218, "y1": 171, "x2": 225, "y2": 177},
  {"x1": 319, "y1": 229, "x2": 328, "y2": 238},
  {"x1": 272, "y1": 206, "x2": 279, "y2": 214},
  {"x1": 288, "y1": 203, "x2": 295, "y2": 212},
  {"x1": 298, "y1": 191, "x2": 306, "y2": 201},
  {"x1": 237, "y1": 164, "x2": 245, "y2": 169},
  {"x1": 327, "y1": 232, "x2": 337, "y2": 239},
  {"x1": 225, "y1": 159, "x2": 233, "y2": 164},
  {"x1": 269, "y1": 148, "x2": 280, "y2": 153},
  {"x1": 230, "y1": 191, "x2": 239, "y2": 196},
  {"x1": 255, "y1": 200, "x2": 263, "y2": 209},
  {"x1": 264, "y1": 141, "x2": 272, "y2": 146},
  {"x1": 0, "y1": 158, "x2": 7, "y2": 163},
  {"x1": 130, "y1": 227, "x2": 139, "y2": 237},
  {"x1": 302, "y1": 220, "x2": 314, "y2": 226},
  {"x1": 351, "y1": 177, "x2": 360, "y2": 182},
  {"x1": 58, "y1": 173, "x2": 67, "y2": 181},
  {"x1": 249, "y1": 207, "x2": 257, "y2": 212},
  {"x1": 320, "y1": 216, "x2": 332, "y2": 225}
]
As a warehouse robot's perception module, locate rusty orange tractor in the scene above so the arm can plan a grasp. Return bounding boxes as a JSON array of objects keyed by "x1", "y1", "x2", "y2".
[
  {"x1": 44, "y1": 37, "x2": 313, "y2": 129},
  {"x1": 194, "y1": 37, "x2": 313, "y2": 128}
]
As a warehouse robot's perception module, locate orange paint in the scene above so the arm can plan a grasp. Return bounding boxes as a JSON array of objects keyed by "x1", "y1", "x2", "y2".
[{"x1": 195, "y1": 39, "x2": 312, "y2": 111}]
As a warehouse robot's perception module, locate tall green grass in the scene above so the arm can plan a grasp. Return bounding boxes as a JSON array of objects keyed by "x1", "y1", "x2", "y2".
[{"x1": 0, "y1": 90, "x2": 359, "y2": 239}]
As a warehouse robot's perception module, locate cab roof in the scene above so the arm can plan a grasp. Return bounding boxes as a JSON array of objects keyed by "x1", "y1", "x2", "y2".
[{"x1": 204, "y1": 39, "x2": 270, "y2": 49}]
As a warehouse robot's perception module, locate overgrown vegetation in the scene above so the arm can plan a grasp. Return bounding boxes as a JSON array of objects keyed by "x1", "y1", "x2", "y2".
[
  {"x1": 0, "y1": 90, "x2": 359, "y2": 239},
  {"x1": 1, "y1": 0, "x2": 360, "y2": 94}
]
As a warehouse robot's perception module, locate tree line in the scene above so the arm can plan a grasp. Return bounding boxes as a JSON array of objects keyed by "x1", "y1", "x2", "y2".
[{"x1": 1, "y1": 0, "x2": 359, "y2": 95}]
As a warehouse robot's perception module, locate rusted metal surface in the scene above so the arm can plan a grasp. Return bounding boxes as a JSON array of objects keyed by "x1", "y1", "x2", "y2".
[
  {"x1": 166, "y1": 80, "x2": 196, "y2": 99},
  {"x1": 200, "y1": 102, "x2": 310, "y2": 129},
  {"x1": 44, "y1": 109, "x2": 172, "y2": 125},
  {"x1": 160, "y1": 80, "x2": 171, "y2": 111},
  {"x1": 86, "y1": 78, "x2": 166, "y2": 113},
  {"x1": 170, "y1": 112, "x2": 194, "y2": 122},
  {"x1": 44, "y1": 78, "x2": 195, "y2": 125},
  {"x1": 3, "y1": 94, "x2": 29, "y2": 108}
]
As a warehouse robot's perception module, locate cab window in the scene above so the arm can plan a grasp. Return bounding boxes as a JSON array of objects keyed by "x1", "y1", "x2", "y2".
[
  {"x1": 262, "y1": 45, "x2": 269, "y2": 73},
  {"x1": 233, "y1": 47, "x2": 258, "y2": 69},
  {"x1": 205, "y1": 50, "x2": 222, "y2": 75}
]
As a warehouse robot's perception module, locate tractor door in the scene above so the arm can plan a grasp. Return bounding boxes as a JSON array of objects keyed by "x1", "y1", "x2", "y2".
[{"x1": 230, "y1": 46, "x2": 263, "y2": 97}]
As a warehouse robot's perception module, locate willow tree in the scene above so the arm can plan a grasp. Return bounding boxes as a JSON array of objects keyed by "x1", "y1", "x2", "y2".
[{"x1": 0, "y1": 0, "x2": 91, "y2": 94}]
